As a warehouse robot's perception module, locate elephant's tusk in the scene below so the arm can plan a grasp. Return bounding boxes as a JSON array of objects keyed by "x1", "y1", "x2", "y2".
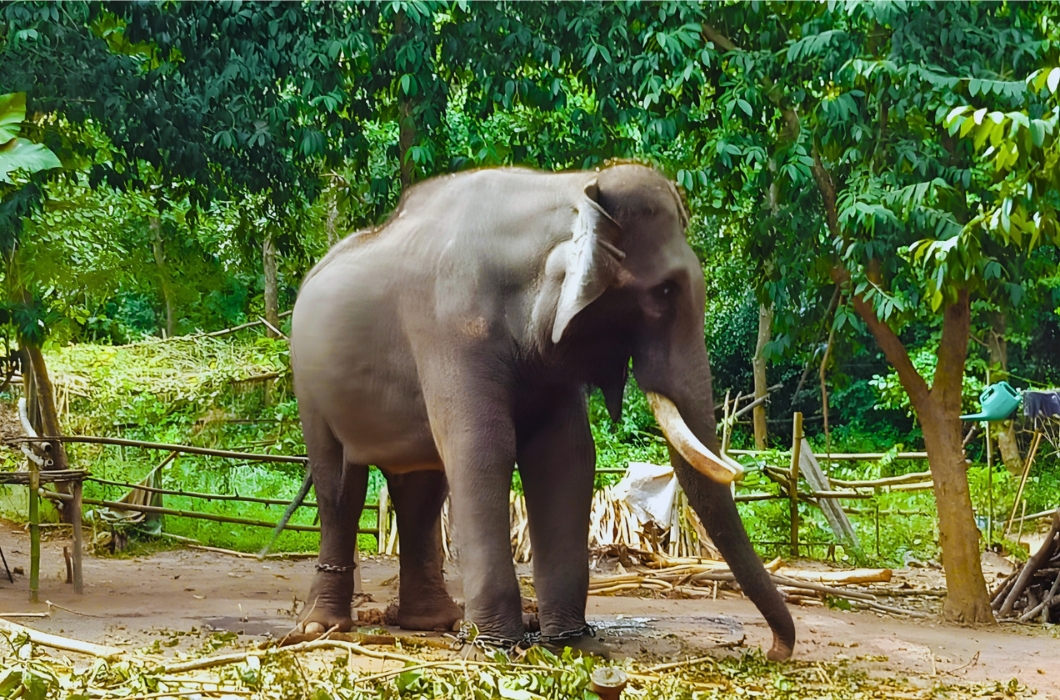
[{"x1": 645, "y1": 392, "x2": 743, "y2": 485}]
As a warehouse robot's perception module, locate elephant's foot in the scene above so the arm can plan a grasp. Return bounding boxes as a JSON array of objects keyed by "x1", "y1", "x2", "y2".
[
  {"x1": 541, "y1": 632, "x2": 612, "y2": 659},
  {"x1": 395, "y1": 594, "x2": 464, "y2": 632},
  {"x1": 297, "y1": 569, "x2": 355, "y2": 636}
]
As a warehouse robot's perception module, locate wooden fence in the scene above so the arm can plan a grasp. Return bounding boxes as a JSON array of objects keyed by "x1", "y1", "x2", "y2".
[{"x1": 6, "y1": 416, "x2": 944, "y2": 565}]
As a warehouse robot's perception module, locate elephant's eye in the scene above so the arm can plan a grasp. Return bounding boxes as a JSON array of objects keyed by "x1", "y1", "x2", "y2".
[{"x1": 652, "y1": 281, "x2": 678, "y2": 301}]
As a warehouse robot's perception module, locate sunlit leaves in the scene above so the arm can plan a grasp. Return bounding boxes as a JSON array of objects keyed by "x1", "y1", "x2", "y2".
[
  {"x1": 943, "y1": 64, "x2": 1060, "y2": 251},
  {"x1": 0, "y1": 93, "x2": 62, "y2": 184}
]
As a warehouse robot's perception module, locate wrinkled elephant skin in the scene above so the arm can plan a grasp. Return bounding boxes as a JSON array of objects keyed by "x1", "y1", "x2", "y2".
[{"x1": 290, "y1": 165, "x2": 795, "y2": 659}]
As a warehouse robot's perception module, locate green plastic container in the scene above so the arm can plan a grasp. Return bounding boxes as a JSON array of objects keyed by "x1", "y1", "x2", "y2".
[{"x1": 960, "y1": 381, "x2": 1021, "y2": 421}]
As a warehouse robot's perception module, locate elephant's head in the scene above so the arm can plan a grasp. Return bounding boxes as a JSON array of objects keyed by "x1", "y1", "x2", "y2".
[{"x1": 542, "y1": 163, "x2": 796, "y2": 661}]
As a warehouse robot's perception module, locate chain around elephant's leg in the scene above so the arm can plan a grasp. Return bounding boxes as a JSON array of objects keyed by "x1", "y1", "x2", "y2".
[{"x1": 296, "y1": 411, "x2": 369, "y2": 636}]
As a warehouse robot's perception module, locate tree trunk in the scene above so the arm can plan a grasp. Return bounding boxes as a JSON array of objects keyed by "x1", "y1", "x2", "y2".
[
  {"x1": 986, "y1": 311, "x2": 1022, "y2": 476},
  {"x1": 23, "y1": 341, "x2": 73, "y2": 523},
  {"x1": 752, "y1": 303, "x2": 772, "y2": 449},
  {"x1": 398, "y1": 98, "x2": 416, "y2": 191},
  {"x1": 847, "y1": 286, "x2": 993, "y2": 623},
  {"x1": 325, "y1": 184, "x2": 342, "y2": 247},
  {"x1": 828, "y1": 260, "x2": 992, "y2": 622},
  {"x1": 919, "y1": 399, "x2": 994, "y2": 623},
  {"x1": 394, "y1": 10, "x2": 417, "y2": 192},
  {"x1": 149, "y1": 216, "x2": 176, "y2": 339},
  {"x1": 262, "y1": 232, "x2": 279, "y2": 338}
]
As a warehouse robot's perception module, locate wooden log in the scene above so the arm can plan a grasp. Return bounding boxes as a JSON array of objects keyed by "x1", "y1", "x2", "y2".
[
  {"x1": 798, "y1": 440, "x2": 861, "y2": 551},
  {"x1": 1000, "y1": 509, "x2": 1060, "y2": 617},
  {"x1": 0, "y1": 619, "x2": 123, "y2": 660},
  {"x1": 774, "y1": 567, "x2": 892, "y2": 584}
]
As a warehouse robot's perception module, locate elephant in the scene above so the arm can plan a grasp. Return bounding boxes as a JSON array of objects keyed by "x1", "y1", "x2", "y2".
[{"x1": 289, "y1": 163, "x2": 796, "y2": 661}]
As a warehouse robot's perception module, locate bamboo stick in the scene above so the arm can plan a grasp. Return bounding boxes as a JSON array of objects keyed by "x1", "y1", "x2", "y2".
[
  {"x1": 0, "y1": 619, "x2": 124, "y2": 660},
  {"x1": 40, "y1": 490, "x2": 328, "y2": 533},
  {"x1": 9, "y1": 435, "x2": 307, "y2": 464},
  {"x1": 84, "y1": 475, "x2": 345, "y2": 510},
  {"x1": 829, "y1": 471, "x2": 933, "y2": 488},
  {"x1": 29, "y1": 462, "x2": 40, "y2": 603},
  {"x1": 728, "y1": 449, "x2": 928, "y2": 461},
  {"x1": 790, "y1": 412, "x2": 803, "y2": 556}
]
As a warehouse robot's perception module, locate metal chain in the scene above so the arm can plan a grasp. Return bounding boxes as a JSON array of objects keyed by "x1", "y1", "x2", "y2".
[
  {"x1": 451, "y1": 621, "x2": 596, "y2": 653},
  {"x1": 315, "y1": 562, "x2": 355, "y2": 573},
  {"x1": 537, "y1": 623, "x2": 597, "y2": 645},
  {"x1": 450, "y1": 621, "x2": 526, "y2": 655}
]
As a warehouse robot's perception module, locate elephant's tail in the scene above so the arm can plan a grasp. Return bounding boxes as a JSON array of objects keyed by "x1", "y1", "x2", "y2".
[{"x1": 258, "y1": 470, "x2": 314, "y2": 558}]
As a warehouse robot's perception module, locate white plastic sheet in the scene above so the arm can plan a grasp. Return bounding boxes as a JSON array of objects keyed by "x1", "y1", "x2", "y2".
[{"x1": 613, "y1": 462, "x2": 677, "y2": 527}]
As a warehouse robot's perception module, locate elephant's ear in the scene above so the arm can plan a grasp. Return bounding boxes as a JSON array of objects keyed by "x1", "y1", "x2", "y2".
[{"x1": 551, "y1": 180, "x2": 625, "y2": 344}]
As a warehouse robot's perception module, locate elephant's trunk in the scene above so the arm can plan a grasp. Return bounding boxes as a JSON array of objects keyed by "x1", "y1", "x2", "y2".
[{"x1": 639, "y1": 361, "x2": 795, "y2": 661}]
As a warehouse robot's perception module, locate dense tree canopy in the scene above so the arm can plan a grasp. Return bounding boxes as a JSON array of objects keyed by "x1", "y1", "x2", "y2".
[{"x1": 1, "y1": 0, "x2": 1058, "y2": 623}]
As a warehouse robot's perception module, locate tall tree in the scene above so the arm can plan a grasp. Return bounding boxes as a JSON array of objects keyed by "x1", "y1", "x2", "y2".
[{"x1": 691, "y1": 1, "x2": 1057, "y2": 622}]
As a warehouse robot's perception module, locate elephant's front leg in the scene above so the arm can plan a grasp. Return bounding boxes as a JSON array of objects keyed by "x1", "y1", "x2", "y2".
[
  {"x1": 423, "y1": 370, "x2": 524, "y2": 645},
  {"x1": 518, "y1": 389, "x2": 601, "y2": 650}
]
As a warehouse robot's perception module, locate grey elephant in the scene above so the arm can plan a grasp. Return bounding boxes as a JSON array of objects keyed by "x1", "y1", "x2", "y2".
[{"x1": 290, "y1": 164, "x2": 795, "y2": 660}]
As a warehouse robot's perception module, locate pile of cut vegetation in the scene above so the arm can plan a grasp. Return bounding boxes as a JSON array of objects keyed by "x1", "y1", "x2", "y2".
[{"x1": 0, "y1": 618, "x2": 1024, "y2": 700}]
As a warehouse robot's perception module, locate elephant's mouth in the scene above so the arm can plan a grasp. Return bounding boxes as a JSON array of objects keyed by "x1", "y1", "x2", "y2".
[{"x1": 645, "y1": 392, "x2": 743, "y2": 485}]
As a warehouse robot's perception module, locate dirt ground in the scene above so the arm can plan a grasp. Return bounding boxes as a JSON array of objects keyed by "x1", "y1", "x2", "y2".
[{"x1": 1, "y1": 522, "x2": 1058, "y2": 698}]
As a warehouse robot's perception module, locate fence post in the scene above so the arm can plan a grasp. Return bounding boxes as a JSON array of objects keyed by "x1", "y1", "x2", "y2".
[
  {"x1": 71, "y1": 477, "x2": 83, "y2": 594},
  {"x1": 377, "y1": 485, "x2": 389, "y2": 555},
  {"x1": 789, "y1": 412, "x2": 803, "y2": 557},
  {"x1": 28, "y1": 464, "x2": 40, "y2": 603}
]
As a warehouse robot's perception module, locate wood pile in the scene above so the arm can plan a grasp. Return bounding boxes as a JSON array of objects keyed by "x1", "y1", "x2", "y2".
[
  {"x1": 586, "y1": 486, "x2": 720, "y2": 560},
  {"x1": 992, "y1": 508, "x2": 1060, "y2": 623},
  {"x1": 581, "y1": 549, "x2": 927, "y2": 616}
]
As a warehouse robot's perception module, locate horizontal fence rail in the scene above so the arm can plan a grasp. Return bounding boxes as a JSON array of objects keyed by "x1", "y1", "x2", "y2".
[
  {"x1": 41, "y1": 489, "x2": 380, "y2": 538},
  {"x1": 8, "y1": 435, "x2": 307, "y2": 464}
]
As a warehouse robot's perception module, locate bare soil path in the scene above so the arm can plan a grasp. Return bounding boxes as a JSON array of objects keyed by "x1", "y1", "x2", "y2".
[{"x1": 1, "y1": 521, "x2": 1057, "y2": 697}]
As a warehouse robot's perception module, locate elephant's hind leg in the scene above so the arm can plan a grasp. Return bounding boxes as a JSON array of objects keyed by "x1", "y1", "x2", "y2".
[
  {"x1": 385, "y1": 469, "x2": 464, "y2": 631},
  {"x1": 298, "y1": 409, "x2": 368, "y2": 635}
]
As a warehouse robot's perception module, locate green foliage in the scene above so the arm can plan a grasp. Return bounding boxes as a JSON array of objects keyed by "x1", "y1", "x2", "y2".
[
  {"x1": 0, "y1": 632, "x2": 1015, "y2": 700},
  {"x1": 869, "y1": 347, "x2": 986, "y2": 417},
  {"x1": 0, "y1": 92, "x2": 62, "y2": 184}
]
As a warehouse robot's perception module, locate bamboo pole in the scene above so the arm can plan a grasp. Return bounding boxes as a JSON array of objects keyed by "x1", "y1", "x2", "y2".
[
  {"x1": 41, "y1": 491, "x2": 327, "y2": 533},
  {"x1": 116, "y1": 309, "x2": 294, "y2": 347},
  {"x1": 10, "y1": 435, "x2": 307, "y2": 463},
  {"x1": 29, "y1": 459, "x2": 40, "y2": 603},
  {"x1": 728, "y1": 449, "x2": 928, "y2": 461},
  {"x1": 84, "y1": 475, "x2": 357, "y2": 510},
  {"x1": 377, "y1": 485, "x2": 388, "y2": 554},
  {"x1": 828, "y1": 471, "x2": 932, "y2": 488},
  {"x1": 1005, "y1": 431, "x2": 1042, "y2": 537},
  {"x1": 790, "y1": 412, "x2": 803, "y2": 556},
  {"x1": 0, "y1": 619, "x2": 123, "y2": 660}
]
